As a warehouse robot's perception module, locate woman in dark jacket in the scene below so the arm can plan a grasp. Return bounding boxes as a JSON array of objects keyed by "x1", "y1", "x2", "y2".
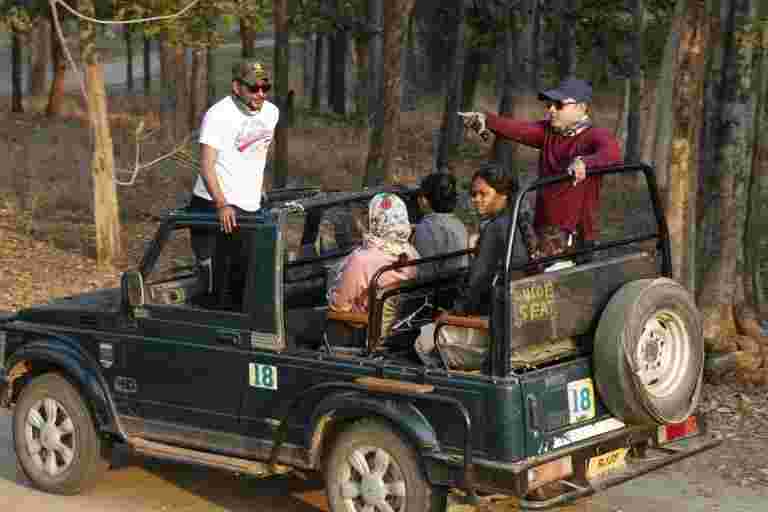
[{"x1": 415, "y1": 162, "x2": 526, "y2": 369}]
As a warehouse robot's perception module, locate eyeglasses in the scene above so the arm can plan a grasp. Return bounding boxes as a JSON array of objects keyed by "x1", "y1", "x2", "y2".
[
  {"x1": 545, "y1": 100, "x2": 577, "y2": 111},
  {"x1": 240, "y1": 80, "x2": 271, "y2": 94}
]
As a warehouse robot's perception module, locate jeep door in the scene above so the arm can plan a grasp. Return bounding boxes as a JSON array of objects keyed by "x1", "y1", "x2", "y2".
[{"x1": 121, "y1": 219, "x2": 283, "y2": 435}]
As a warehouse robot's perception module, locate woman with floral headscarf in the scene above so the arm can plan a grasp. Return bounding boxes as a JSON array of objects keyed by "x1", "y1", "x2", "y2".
[{"x1": 328, "y1": 193, "x2": 419, "y2": 336}]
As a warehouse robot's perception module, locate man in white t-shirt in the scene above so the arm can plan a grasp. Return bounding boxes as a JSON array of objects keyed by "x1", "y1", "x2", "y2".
[{"x1": 190, "y1": 60, "x2": 280, "y2": 261}]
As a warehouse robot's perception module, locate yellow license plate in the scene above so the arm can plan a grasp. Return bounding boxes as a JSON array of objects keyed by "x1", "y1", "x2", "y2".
[
  {"x1": 586, "y1": 447, "x2": 628, "y2": 479},
  {"x1": 567, "y1": 378, "x2": 596, "y2": 424}
]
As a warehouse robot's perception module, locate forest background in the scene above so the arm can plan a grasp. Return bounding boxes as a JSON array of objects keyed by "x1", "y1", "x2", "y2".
[{"x1": 0, "y1": 0, "x2": 767, "y2": 387}]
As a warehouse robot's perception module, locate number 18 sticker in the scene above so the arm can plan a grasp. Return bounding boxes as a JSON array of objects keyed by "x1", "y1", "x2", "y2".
[
  {"x1": 249, "y1": 363, "x2": 278, "y2": 390},
  {"x1": 567, "y1": 378, "x2": 595, "y2": 424}
]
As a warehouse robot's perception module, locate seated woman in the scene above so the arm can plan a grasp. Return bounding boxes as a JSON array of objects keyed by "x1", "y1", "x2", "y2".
[
  {"x1": 412, "y1": 172, "x2": 469, "y2": 277},
  {"x1": 327, "y1": 193, "x2": 420, "y2": 340},
  {"x1": 414, "y1": 162, "x2": 527, "y2": 369}
]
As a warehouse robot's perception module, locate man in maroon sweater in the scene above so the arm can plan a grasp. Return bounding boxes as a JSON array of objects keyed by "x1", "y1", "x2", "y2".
[{"x1": 461, "y1": 78, "x2": 622, "y2": 256}]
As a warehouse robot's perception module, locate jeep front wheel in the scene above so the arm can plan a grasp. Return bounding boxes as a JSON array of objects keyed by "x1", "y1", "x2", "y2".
[
  {"x1": 324, "y1": 419, "x2": 445, "y2": 512},
  {"x1": 12, "y1": 373, "x2": 111, "y2": 495}
]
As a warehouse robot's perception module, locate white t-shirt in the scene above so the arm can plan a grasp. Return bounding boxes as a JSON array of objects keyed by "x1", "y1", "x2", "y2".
[{"x1": 193, "y1": 96, "x2": 280, "y2": 211}]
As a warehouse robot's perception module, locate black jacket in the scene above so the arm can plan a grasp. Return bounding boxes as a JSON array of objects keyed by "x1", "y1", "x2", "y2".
[{"x1": 454, "y1": 210, "x2": 527, "y2": 315}]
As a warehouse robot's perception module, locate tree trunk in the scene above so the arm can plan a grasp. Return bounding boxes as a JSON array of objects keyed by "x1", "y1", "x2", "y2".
[
  {"x1": 460, "y1": 52, "x2": 481, "y2": 112},
  {"x1": 207, "y1": 44, "x2": 216, "y2": 108},
  {"x1": 80, "y1": 0, "x2": 122, "y2": 265},
  {"x1": 529, "y1": 0, "x2": 542, "y2": 92},
  {"x1": 11, "y1": 28, "x2": 24, "y2": 113},
  {"x1": 273, "y1": 0, "x2": 290, "y2": 189},
  {"x1": 312, "y1": 34, "x2": 331, "y2": 111},
  {"x1": 329, "y1": 32, "x2": 351, "y2": 116},
  {"x1": 30, "y1": 20, "x2": 51, "y2": 97},
  {"x1": 493, "y1": 4, "x2": 519, "y2": 170},
  {"x1": 700, "y1": 0, "x2": 758, "y2": 348},
  {"x1": 652, "y1": 0, "x2": 687, "y2": 194},
  {"x1": 667, "y1": 0, "x2": 709, "y2": 291},
  {"x1": 189, "y1": 48, "x2": 208, "y2": 130},
  {"x1": 46, "y1": 16, "x2": 68, "y2": 117},
  {"x1": 368, "y1": 0, "x2": 384, "y2": 125},
  {"x1": 158, "y1": 37, "x2": 177, "y2": 143},
  {"x1": 173, "y1": 46, "x2": 190, "y2": 140},
  {"x1": 240, "y1": 17, "x2": 256, "y2": 58},
  {"x1": 143, "y1": 34, "x2": 151, "y2": 92},
  {"x1": 303, "y1": 33, "x2": 317, "y2": 102},
  {"x1": 746, "y1": 12, "x2": 768, "y2": 313},
  {"x1": 435, "y1": 3, "x2": 466, "y2": 171},
  {"x1": 555, "y1": 0, "x2": 577, "y2": 80},
  {"x1": 364, "y1": 0, "x2": 416, "y2": 186},
  {"x1": 125, "y1": 27, "x2": 134, "y2": 92},
  {"x1": 625, "y1": 0, "x2": 645, "y2": 163}
]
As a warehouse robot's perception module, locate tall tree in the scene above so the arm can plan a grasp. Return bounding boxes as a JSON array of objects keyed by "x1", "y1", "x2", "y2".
[
  {"x1": 493, "y1": 3, "x2": 519, "y2": 171},
  {"x1": 46, "y1": 5, "x2": 68, "y2": 117},
  {"x1": 554, "y1": 0, "x2": 578, "y2": 80},
  {"x1": 80, "y1": 0, "x2": 123, "y2": 265},
  {"x1": 11, "y1": 22, "x2": 23, "y2": 112},
  {"x1": 29, "y1": 18, "x2": 51, "y2": 96},
  {"x1": 625, "y1": 0, "x2": 645, "y2": 163},
  {"x1": 699, "y1": 0, "x2": 758, "y2": 344},
  {"x1": 364, "y1": 0, "x2": 416, "y2": 185},
  {"x1": 666, "y1": 0, "x2": 708, "y2": 290},
  {"x1": 434, "y1": 2, "x2": 466, "y2": 172},
  {"x1": 272, "y1": 0, "x2": 290, "y2": 188},
  {"x1": 125, "y1": 25, "x2": 134, "y2": 92}
]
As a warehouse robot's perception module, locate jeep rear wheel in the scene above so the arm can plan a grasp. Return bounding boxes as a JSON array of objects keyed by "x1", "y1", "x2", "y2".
[
  {"x1": 594, "y1": 278, "x2": 704, "y2": 425},
  {"x1": 12, "y1": 373, "x2": 111, "y2": 494},
  {"x1": 324, "y1": 420, "x2": 445, "y2": 512}
]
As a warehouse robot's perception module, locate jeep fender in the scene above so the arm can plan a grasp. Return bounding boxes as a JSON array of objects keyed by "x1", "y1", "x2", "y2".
[
  {"x1": 6, "y1": 338, "x2": 126, "y2": 440},
  {"x1": 306, "y1": 391, "x2": 440, "y2": 467}
]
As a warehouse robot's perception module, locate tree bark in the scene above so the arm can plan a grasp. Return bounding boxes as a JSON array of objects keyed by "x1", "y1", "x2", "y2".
[
  {"x1": 667, "y1": 0, "x2": 709, "y2": 291},
  {"x1": 46, "y1": 14, "x2": 67, "y2": 117},
  {"x1": 364, "y1": 0, "x2": 416, "y2": 186},
  {"x1": 625, "y1": 0, "x2": 645, "y2": 163},
  {"x1": 143, "y1": 34, "x2": 151, "y2": 92},
  {"x1": 555, "y1": 0, "x2": 578, "y2": 81},
  {"x1": 652, "y1": 0, "x2": 687, "y2": 194},
  {"x1": 11, "y1": 28, "x2": 24, "y2": 113},
  {"x1": 312, "y1": 34, "x2": 331, "y2": 111},
  {"x1": 273, "y1": 0, "x2": 290, "y2": 189},
  {"x1": 30, "y1": 20, "x2": 51, "y2": 97},
  {"x1": 173, "y1": 45, "x2": 190, "y2": 141},
  {"x1": 746, "y1": 12, "x2": 768, "y2": 313},
  {"x1": 435, "y1": 2, "x2": 466, "y2": 171},
  {"x1": 125, "y1": 27, "x2": 134, "y2": 92},
  {"x1": 158, "y1": 37, "x2": 177, "y2": 143},
  {"x1": 80, "y1": 0, "x2": 122, "y2": 265},
  {"x1": 329, "y1": 32, "x2": 350, "y2": 115},
  {"x1": 303, "y1": 33, "x2": 317, "y2": 102},
  {"x1": 189, "y1": 48, "x2": 208, "y2": 130},
  {"x1": 240, "y1": 17, "x2": 256, "y2": 58},
  {"x1": 699, "y1": 0, "x2": 758, "y2": 354},
  {"x1": 493, "y1": 4, "x2": 519, "y2": 170},
  {"x1": 367, "y1": 0, "x2": 384, "y2": 125}
]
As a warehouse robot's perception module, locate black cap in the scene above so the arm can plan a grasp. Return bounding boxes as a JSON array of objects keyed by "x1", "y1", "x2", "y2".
[{"x1": 538, "y1": 77, "x2": 592, "y2": 103}]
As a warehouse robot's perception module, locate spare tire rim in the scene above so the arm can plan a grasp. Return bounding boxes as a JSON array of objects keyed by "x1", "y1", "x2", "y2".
[
  {"x1": 339, "y1": 445, "x2": 407, "y2": 512},
  {"x1": 25, "y1": 397, "x2": 76, "y2": 477},
  {"x1": 634, "y1": 309, "x2": 691, "y2": 399}
]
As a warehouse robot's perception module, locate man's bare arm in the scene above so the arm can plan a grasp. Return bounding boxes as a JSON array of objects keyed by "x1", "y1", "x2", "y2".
[{"x1": 199, "y1": 143, "x2": 237, "y2": 233}]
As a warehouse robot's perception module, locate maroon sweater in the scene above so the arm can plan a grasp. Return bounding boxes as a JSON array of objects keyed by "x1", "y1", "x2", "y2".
[{"x1": 486, "y1": 115, "x2": 622, "y2": 241}]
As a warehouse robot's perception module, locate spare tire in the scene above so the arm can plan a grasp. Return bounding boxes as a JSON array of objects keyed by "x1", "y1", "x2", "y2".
[{"x1": 594, "y1": 278, "x2": 703, "y2": 425}]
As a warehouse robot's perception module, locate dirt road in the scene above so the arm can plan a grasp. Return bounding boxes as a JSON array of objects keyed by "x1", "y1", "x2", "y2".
[{"x1": 2, "y1": 410, "x2": 767, "y2": 512}]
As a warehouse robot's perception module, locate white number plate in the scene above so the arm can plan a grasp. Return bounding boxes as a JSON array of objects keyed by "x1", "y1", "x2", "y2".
[
  {"x1": 567, "y1": 378, "x2": 596, "y2": 424},
  {"x1": 249, "y1": 363, "x2": 278, "y2": 390}
]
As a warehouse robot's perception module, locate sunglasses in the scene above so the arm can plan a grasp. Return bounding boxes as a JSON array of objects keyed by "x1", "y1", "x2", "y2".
[
  {"x1": 545, "y1": 100, "x2": 578, "y2": 111},
  {"x1": 240, "y1": 80, "x2": 271, "y2": 94}
]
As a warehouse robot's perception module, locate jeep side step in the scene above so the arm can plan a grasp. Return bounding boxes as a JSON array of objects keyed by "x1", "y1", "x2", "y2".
[{"x1": 128, "y1": 437, "x2": 292, "y2": 478}]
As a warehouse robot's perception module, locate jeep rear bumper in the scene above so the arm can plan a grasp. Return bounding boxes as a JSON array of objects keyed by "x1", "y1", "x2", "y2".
[{"x1": 426, "y1": 426, "x2": 722, "y2": 510}]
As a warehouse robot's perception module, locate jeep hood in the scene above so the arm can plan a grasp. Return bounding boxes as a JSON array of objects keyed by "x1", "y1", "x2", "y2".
[{"x1": 15, "y1": 288, "x2": 122, "y2": 324}]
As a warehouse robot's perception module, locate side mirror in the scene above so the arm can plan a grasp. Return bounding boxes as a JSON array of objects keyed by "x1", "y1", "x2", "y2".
[{"x1": 121, "y1": 270, "x2": 145, "y2": 309}]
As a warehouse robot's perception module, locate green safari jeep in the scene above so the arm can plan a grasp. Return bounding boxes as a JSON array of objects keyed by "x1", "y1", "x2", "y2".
[{"x1": 0, "y1": 164, "x2": 720, "y2": 510}]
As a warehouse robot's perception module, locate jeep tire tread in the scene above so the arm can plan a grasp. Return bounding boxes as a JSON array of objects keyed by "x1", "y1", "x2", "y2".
[
  {"x1": 594, "y1": 278, "x2": 704, "y2": 425},
  {"x1": 12, "y1": 373, "x2": 111, "y2": 495},
  {"x1": 324, "y1": 419, "x2": 445, "y2": 512}
]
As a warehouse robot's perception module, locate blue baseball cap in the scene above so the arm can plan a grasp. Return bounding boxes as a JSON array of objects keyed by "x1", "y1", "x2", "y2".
[{"x1": 538, "y1": 77, "x2": 592, "y2": 103}]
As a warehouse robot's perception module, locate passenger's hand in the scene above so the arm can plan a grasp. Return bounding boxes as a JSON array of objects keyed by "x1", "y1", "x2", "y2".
[
  {"x1": 218, "y1": 205, "x2": 237, "y2": 233},
  {"x1": 568, "y1": 157, "x2": 586, "y2": 184},
  {"x1": 457, "y1": 112, "x2": 490, "y2": 141}
]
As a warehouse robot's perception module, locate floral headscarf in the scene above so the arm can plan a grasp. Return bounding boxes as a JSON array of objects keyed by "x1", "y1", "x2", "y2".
[{"x1": 363, "y1": 193, "x2": 413, "y2": 257}]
